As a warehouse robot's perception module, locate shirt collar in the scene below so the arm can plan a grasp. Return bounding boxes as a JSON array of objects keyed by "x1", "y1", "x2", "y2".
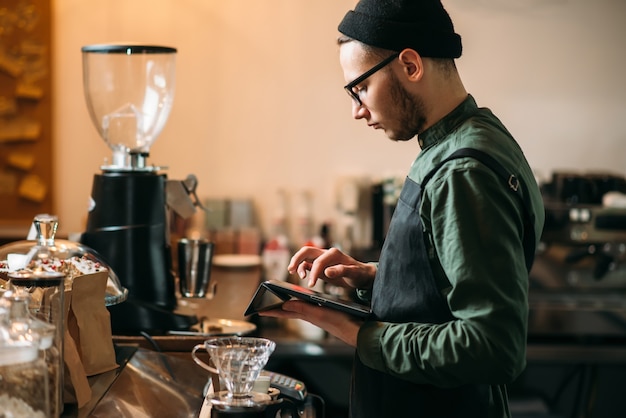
[{"x1": 417, "y1": 94, "x2": 477, "y2": 149}]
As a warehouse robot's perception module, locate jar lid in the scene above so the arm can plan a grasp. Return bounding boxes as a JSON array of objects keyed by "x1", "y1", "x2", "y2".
[
  {"x1": 8, "y1": 270, "x2": 64, "y2": 288},
  {"x1": 0, "y1": 342, "x2": 38, "y2": 365},
  {"x1": 0, "y1": 304, "x2": 39, "y2": 364}
]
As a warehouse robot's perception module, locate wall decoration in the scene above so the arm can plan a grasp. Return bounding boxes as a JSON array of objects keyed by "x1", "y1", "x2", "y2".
[{"x1": 0, "y1": 0, "x2": 53, "y2": 227}]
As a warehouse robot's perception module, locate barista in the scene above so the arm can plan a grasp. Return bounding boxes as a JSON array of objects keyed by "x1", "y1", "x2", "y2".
[{"x1": 261, "y1": 0, "x2": 545, "y2": 417}]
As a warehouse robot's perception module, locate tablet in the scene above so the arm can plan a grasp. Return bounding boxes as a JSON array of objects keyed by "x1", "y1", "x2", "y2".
[{"x1": 244, "y1": 279, "x2": 371, "y2": 318}]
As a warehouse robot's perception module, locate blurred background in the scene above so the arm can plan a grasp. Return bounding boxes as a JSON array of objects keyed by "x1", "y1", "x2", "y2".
[{"x1": 42, "y1": 0, "x2": 626, "y2": 245}]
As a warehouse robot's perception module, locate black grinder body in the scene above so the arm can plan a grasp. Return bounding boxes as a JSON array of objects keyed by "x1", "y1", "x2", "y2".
[{"x1": 81, "y1": 170, "x2": 195, "y2": 333}]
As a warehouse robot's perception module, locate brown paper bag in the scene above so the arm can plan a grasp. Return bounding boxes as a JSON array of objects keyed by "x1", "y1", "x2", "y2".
[
  {"x1": 62, "y1": 288, "x2": 92, "y2": 407},
  {"x1": 68, "y1": 271, "x2": 118, "y2": 376},
  {"x1": 63, "y1": 329, "x2": 92, "y2": 407}
]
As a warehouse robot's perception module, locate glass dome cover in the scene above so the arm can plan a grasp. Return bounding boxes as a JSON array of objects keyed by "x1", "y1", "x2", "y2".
[
  {"x1": 0, "y1": 214, "x2": 127, "y2": 306},
  {"x1": 82, "y1": 44, "x2": 177, "y2": 170}
]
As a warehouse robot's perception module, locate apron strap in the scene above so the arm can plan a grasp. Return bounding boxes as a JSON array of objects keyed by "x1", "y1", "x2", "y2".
[{"x1": 420, "y1": 148, "x2": 537, "y2": 272}]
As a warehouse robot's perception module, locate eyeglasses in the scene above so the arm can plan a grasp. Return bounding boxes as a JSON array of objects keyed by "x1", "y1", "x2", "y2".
[{"x1": 344, "y1": 52, "x2": 400, "y2": 106}]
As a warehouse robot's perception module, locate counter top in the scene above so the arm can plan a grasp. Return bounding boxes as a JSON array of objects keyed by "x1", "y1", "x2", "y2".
[
  {"x1": 112, "y1": 320, "x2": 353, "y2": 357},
  {"x1": 111, "y1": 316, "x2": 626, "y2": 364},
  {"x1": 61, "y1": 345, "x2": 207, "y2": 418}
]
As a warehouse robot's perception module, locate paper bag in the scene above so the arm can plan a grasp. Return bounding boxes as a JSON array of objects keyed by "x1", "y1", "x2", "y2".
[
  {"x1": 68, "y1": 271, "x2": 118, "y2": 376},
  {"x1": 63, "y1": 328, "x2": 92, "y2": 407},
  {"x1": 62, "y1": 288, "x2": 91, "y2": 407}
]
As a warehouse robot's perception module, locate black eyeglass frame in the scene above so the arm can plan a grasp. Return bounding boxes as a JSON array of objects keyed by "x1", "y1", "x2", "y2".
[{"x1": 344, "y1": 52, "x2": 400, "y2": 106}]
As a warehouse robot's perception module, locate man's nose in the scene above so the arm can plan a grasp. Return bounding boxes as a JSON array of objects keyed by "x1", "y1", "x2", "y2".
[{"x1": 352, "y1": 101, "x2": 367, "y2": 119}]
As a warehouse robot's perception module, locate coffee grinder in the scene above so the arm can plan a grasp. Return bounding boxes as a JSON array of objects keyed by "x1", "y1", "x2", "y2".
[{"x1": 79, "y1": 44, "x2": 198, "y2": 333}]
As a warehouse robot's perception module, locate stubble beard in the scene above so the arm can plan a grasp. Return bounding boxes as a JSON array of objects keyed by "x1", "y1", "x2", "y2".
[{"x1": 387, "y1": 71, "x2": 427, "y2": 142}]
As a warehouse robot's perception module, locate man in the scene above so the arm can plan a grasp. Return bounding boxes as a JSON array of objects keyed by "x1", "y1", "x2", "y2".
[{"x1": 262, "y1": 1, "x2": 545, "y2": 417}]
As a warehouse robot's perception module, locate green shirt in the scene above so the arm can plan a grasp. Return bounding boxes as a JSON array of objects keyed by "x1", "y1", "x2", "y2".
[{"x1": 356, "y1": 95, "x2": 545, "y2": 417}]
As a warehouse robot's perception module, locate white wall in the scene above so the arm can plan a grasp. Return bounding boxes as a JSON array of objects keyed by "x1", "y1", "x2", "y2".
[{"x1": 52, "y1": 0, "x2": 626, "y2": 244}]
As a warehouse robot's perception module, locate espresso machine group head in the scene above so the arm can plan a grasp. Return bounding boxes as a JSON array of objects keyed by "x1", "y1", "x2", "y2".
[{"x1": 79, "y1": 44, "x2": 197, "y2": 334}]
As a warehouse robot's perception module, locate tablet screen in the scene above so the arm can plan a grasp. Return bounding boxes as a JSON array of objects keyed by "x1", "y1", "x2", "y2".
[{"x1": 244, "y1": 280, "x2": 371, "y2": 318}]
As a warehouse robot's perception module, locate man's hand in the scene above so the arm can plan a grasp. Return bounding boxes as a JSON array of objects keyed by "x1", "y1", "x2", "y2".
[
  {"x1": 260, "y1": 300, "x2": 362, "y2": 347},
  {"x1": 288, "y1": 246, "x2": 377, "y2": 289}
]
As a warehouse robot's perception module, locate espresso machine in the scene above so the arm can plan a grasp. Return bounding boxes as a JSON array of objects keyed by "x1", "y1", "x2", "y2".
[
  {"x1": 540, "y1": 171, "x2": 626, "y2": 281},
  {"x1": 79, "y1": 44, "x2": 200, "y2": 333}
]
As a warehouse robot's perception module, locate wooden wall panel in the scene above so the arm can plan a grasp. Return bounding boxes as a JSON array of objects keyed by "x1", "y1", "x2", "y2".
[{"x1": 0, "y1": 0, "x2": 53, "y2": 227}]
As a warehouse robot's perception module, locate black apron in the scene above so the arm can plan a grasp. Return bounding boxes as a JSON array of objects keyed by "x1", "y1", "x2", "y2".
[{"x1": 350, "y1": 148, "x2": 535, "y2": 418}]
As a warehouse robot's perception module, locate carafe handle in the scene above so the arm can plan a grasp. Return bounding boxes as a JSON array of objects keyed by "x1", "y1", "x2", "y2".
[{"x1": 191, "y1": 343, "x2": 219, "y2": 375}]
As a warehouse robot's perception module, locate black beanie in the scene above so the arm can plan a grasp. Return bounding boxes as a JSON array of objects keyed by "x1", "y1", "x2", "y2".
[{"x1": 338, "y1": 0, "x2": 462, "y2": 59}]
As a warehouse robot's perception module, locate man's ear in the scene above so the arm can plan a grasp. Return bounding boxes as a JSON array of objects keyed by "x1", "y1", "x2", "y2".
[{"x1": 398, "y1": 48, "x2": 423, "y2": 81}]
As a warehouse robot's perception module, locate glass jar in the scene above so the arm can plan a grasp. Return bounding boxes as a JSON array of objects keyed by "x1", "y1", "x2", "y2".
[
  {"x1": 3, "y1": 289, "x2": 55, "y2": 347},
  {"x1": 0, "y1": 302, "x2": 50, "y2": 417},
  {"x1": 7, "y1": 270, "x2": 64, "y2": 417}
]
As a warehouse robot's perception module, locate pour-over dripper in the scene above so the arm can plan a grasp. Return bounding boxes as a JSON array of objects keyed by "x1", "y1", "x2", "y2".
[{"x1": 192, "y1": 337, "x2": 276, "y2": 407}]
